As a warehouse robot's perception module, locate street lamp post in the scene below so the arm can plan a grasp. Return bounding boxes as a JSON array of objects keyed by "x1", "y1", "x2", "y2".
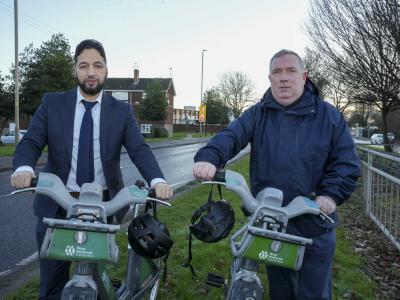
[
  {"x1": 200, "y1": 49, "x2": 207, "y2": 136},
  {"x1": 14, "y1": 0, "x2": 20, "y2": 144}
]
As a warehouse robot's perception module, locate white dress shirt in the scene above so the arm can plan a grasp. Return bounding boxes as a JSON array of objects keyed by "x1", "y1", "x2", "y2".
[
  {"x1": 14, "y1": 88, "x2": 166, "y2": 191},
  {"x1": 66, "y1": 89, "x2": 106, "y2": 191}
]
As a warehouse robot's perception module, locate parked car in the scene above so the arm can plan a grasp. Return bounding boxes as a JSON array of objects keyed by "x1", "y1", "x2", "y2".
[
  {"x1": 370, "y1": 133, "x2": 395, "y2": 145},
  {"x1": 0, "y1": 130, "x2": 27, "y2": 145}
]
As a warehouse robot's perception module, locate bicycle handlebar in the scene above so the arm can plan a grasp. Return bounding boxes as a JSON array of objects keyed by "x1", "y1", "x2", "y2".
[
  {"x1": 204, "y1": 169, "x2": 334, "y2": 224},
  {"x1": 203, "y1": 170, "x2": 265, "y2": 215},
  {"x1": 11, "y1": 172, "x2": 171, "y2": 217}
]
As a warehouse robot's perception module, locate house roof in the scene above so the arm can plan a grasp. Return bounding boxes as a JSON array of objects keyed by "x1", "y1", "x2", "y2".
[{"x1": 104, "y1": 78, "x2": 175, "y2": 95}]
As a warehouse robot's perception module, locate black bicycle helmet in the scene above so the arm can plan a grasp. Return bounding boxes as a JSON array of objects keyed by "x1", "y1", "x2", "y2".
[
  {"x1": 183, "y1": 185, "x2": 235, "y2": 277},
  {"x1": 128, "y1": 213, "x2": 173, "y2": 259},
  {"x1": 189, "y1": 199, "x2": 235, "y2": 243}
]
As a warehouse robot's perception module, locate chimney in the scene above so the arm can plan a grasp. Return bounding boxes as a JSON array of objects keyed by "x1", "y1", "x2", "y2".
[
  {"x1": 134, "y1": 69, "x2": 139, "y2": 84},
  {"x1": 133, "y1": 63, "x2": 139, "y2": 85}
]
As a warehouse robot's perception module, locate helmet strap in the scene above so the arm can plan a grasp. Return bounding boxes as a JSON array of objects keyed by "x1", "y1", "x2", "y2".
[
  {"x1": 162, "y1": 250, "x2": 170, "y2": 283},
  {"x1": 182, "y1": 184, "x2": 223, "y2": 278},
  {"x1": 181, "y1": 231, "x2": 197, "y2": 278}
]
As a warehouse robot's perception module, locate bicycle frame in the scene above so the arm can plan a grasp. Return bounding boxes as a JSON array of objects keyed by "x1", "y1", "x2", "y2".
[{"x1": 117, "y1": 203, "x2": 162, "y2": 300}]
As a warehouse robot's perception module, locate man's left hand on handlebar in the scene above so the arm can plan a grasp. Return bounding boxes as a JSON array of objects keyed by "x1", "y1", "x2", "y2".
[
  {"x1": 11, "y1": 171, "x2": 35, "y2": 189},
  {"x1": 316, "y1": 195, "x2": 336, "y2": 214},
  {"x1": 193, "y1": 161, "x2": 217, "y2": 181},
  {"x1": 153, "y1": 182, "x2": 173, "y2": 200}
]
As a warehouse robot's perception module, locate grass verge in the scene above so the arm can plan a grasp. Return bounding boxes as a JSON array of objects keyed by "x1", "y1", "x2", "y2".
[
  {"x1": 145, "y1": 132, "x2": 213, "y2": 143},
  {"x1": 0, "y1": 145, "x2": 16, "y2": 156},
  {"x1": 0, "y1": 146, "x2": 49, "y2": 158},
  {"x1": 4, "y1": 155, "x2": 375, "y2": 299}
]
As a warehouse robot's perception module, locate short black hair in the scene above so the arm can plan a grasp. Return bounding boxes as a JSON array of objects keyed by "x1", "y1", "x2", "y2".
[{"x1": 74, "y1": 39, "x2": 107, "y2": 65}]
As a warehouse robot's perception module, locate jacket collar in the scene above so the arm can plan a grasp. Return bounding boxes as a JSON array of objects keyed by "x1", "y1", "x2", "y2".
[
  {"x1": 61, "y1": 89, "x2": 78, "y2": 161},
  {"x1": 100, "y1": 92, "x2": 115, "y2": 162},
  {"x1": 260, "y1": 79, "x2": 319, "y2": 115}
]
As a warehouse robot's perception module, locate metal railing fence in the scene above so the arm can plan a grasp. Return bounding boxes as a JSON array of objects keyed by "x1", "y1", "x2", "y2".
[{"x1": 357, "y1": 146, "x2": 400, "y2": 251}]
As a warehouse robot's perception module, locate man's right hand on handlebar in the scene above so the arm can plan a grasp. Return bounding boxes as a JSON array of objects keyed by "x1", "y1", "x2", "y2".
[
  {"x1": 153, "y1": 182, "x2": 173, "y2": 200},
  {"x1": 193, "y1": 161, "x2": 217, "y2": 181},
  {"x1": 11, "y1": 171, "x2": 35, "y2": 189}
]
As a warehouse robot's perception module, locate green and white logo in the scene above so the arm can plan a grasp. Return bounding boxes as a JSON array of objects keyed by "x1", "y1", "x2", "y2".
[
  {"x1": 270, "y1": 241, "x2": 282, "y2": 253},
  {"x1": 258, "y1": 250, "x2": 269, "y2": 260},
  {"x1": 65, "y1": 245, "x2": 76, "y2": 256},
  {"x1": 74, "y1": 231, "x2": 88, "y2": 244}
]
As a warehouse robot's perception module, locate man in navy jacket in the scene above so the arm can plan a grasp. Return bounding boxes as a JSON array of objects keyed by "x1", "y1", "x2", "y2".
[
  {"x1": 193, "y1": 49, "x2": 360, "y2": 299},
  {"x1": 11, "y1": 39, "x2": 173, "y2": 299}
]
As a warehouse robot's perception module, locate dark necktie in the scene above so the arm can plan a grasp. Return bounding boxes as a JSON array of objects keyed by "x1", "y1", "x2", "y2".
[{"x1": 76, "y1": 100, "x2": 97, "y2": 187}]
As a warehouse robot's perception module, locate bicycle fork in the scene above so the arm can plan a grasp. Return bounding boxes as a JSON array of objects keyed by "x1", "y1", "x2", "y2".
[
  {"x1": 226, "y1": 258, "x2": 264, "y2": 300},
  {"x1": 62, "y1": 263, "x2": 105, "y2": 300}
]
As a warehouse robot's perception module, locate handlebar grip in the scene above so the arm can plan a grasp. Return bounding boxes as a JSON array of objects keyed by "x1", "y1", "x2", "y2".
[
  {"x1": 213, "y1": 170, "x2": 226, "y2": 182},
  {"x1": 148, "y1": 188, "x2": 156, "y2": 198},
  {"x1": 134, "y1": 179, "x2": 146, "y2": 188},
  {"x1": 31, "y1": 178, "x2": 38, "y2": 187}
]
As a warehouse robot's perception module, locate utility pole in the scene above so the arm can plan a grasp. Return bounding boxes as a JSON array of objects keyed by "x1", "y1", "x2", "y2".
[
  {"x1": 14, "y1": 0, "x2": 20, "y2": 144},
  {"x1": 200, "y1": 49, "x2": 207, "y2": 136}
]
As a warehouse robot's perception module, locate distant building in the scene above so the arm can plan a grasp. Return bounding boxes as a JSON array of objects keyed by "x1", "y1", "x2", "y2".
[
  {"x1": 104, "y1": 67, "x2": 176, "y2": 136},
  {"x1": 173, "y1": 106, "x2": 198, "y2": 124}
]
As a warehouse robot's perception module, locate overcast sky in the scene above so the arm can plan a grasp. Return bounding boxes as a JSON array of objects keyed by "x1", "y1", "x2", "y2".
[{"x1": 0, "y1": 0, "x2": 311, "y2": 108}]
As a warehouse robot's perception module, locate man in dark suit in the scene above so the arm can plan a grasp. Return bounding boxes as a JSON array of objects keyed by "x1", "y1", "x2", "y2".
[{"x1": 11, "y1": 39, "x2": 173, "y2": 299}]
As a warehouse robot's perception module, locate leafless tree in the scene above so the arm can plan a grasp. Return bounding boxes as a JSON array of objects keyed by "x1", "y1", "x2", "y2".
[
  {"x1": 303, "y1": 47, "x2": 352, "y2": 113},
  {"x1": 303, "y1": 47, "x2": 330, "y2": 98},
  {"x1": 367, "y1": 0, "x2": 400, "y2": 79},
  {"x1": 327, "y1": 78, "x2": 352, "y2": 114},
  {"x1": 217, "y1": 71, "x2": 254, "y2": 118},
  {"x1": 306, "y1": 0, "x2": 400, "y2": 151}
]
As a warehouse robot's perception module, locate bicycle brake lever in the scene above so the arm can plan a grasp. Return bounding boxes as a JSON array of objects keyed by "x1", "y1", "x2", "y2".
[
  {"x1": 10, "y1": 187, "x2": 36, "y2": 196},
  {"x1": 201, "y1": 181, "x2": 226, "y2": 186},
  {"x1": 319, "y1": 211, "x2": 335, "y2": 224},
  {"x1": 3, "y1": 178, "x2": 39, "y2": 198},
  {"x1": 147, "y1": 197, "x2": 172, "y2": 207}
]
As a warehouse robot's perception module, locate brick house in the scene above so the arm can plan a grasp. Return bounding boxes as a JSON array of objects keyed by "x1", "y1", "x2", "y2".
[{"x1": 104, "y1": 68, "x2": 176, "y2": 136}]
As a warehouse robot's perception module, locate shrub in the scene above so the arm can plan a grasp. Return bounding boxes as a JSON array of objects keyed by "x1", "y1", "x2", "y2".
[{"x1": 153, "y1": 127, "x2": 169, "y2": 138}]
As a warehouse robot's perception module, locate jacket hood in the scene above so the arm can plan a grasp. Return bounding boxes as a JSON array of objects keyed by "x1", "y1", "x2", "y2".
[{"x1": 260, "y1": 78, "x2": 320, "y2": 115}]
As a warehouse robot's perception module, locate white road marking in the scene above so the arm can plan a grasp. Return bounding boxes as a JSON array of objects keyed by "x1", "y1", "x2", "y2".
[
  {"x1": 16, "y1": 252, "x2": 39, "y2": 266},
  {"x1": 0, "y1": 269, "x2": 11, "y2": 278}
]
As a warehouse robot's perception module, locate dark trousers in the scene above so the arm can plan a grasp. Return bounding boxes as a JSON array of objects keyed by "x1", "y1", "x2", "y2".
[
  {"x1": 267, "y1": 229, "x2": 336, "y2": 300},
  {"x1": 36, "y1": 230, "x2": 71, "y2": 300}
]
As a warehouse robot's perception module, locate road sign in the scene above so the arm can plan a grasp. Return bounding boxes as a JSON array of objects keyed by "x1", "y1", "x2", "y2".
[{"x1": 199, "y1": 105, "x2": 206, "y2": 123}]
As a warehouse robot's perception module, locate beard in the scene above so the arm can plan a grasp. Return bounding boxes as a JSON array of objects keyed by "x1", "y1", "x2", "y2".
[{"x1": 77, "y1": 76, "x2": 105, "y2": 96}]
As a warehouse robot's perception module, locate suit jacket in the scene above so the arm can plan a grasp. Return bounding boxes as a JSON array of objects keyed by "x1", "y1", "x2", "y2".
[{"x1": 13, "y1": 88, "x2": 165, "y2": 223}]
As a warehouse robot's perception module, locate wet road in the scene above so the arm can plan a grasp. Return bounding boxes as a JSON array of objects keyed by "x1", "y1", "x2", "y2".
[{"x1": 0, "y1": 142, "x2": 205, "y2": 276}]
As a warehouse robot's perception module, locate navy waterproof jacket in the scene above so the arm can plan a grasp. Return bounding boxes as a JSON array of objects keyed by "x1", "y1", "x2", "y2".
[{"x1": 194, "y1": 80, "x2": 360, "y2": 237}]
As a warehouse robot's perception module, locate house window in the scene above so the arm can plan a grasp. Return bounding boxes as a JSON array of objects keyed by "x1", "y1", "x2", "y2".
[{"x1": 112, "y1": 91, "x2": 129, "y2": 103}]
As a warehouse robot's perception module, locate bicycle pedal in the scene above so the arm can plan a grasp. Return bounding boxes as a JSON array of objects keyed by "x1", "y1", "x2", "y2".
[{"x1": 206, "y1": 272, "x2": 225, "y2": 288}]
